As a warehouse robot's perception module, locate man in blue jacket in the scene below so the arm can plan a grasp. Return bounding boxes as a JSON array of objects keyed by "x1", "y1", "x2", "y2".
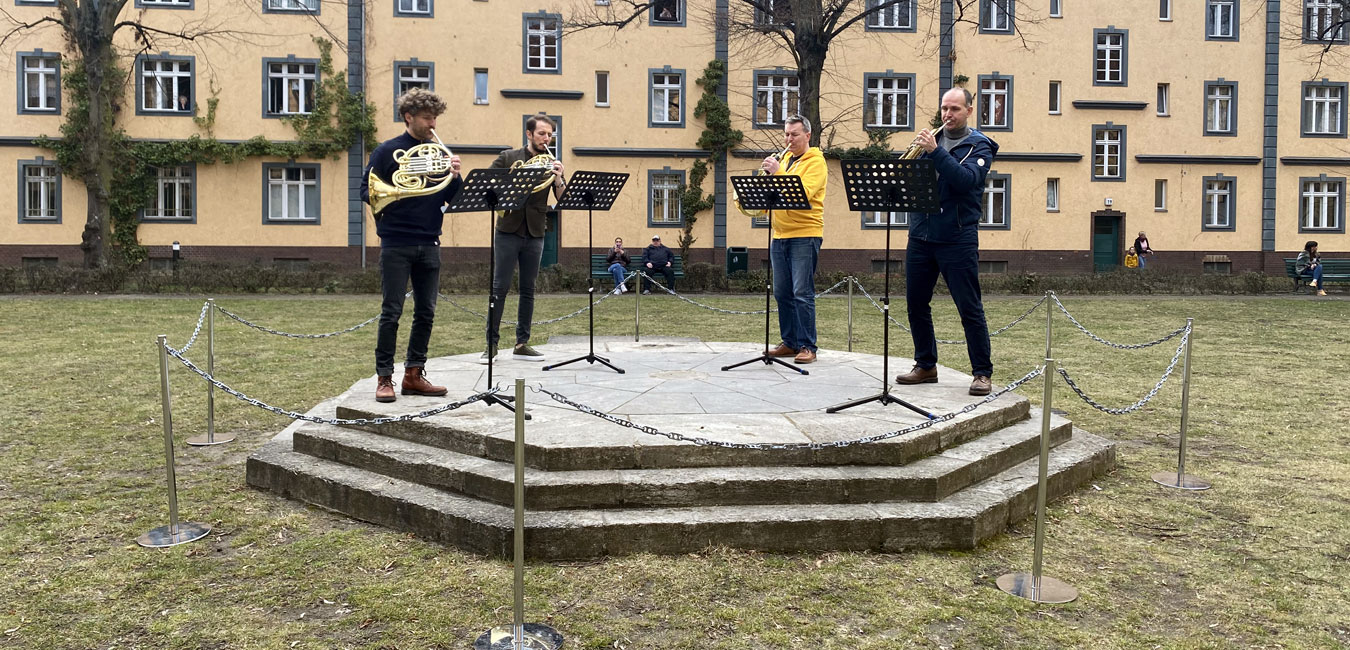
[
  {"x1": 895, "y1": 88, "x2": 998, "y2": 396},
  {"x1": 360, "y1": 88, "x2": 462, "y2": 403}
]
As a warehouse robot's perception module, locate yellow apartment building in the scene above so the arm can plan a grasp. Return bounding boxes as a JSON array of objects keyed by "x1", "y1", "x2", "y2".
[{"x1": 2, "y1": 0, "x2": 1346, "y2": 275}]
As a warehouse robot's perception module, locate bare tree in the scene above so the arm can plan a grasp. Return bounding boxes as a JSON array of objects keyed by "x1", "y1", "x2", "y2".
[{"x1": 1266, "y1": 0, "x2": 1350, "y2": 77}]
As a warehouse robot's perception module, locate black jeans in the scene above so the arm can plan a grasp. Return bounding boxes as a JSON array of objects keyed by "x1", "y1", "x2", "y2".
[
  {"x1": 641, "y1": 265, "x2": 676, "y2": 292},
  {"x1": 487, "y1": 231, "x2": 544, "y2": 348},
  {"x1": 904, "y1": 238, "x2": 993, "y2": 377},
  {"x1": 375, "y1": 245, "x2": 441, "y2": 377}
]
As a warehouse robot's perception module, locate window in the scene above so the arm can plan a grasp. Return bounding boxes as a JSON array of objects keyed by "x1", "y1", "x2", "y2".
[
  {"x1": 980, "y1": 0, "x2": 1013, "y2": 32},
  {"x1": 1204, "y1": 80, "x2": 1237, "y2": 136},
  {"x1": 473, "y1": 68, "x2": 488, "y2": 105},
  {"x1": 979, "y1": 260, "x2": 1009, "y2": 274},
  {"x1": 1155, "y1": 179, "x2": 1168, "y2": 211},
  {"x1": 143, "y1": 166, "x2": 195, "y2": 222},
  {"x1": 138, "y1": 55, "x2": 194, "y2": 114},
  {"x1": 755, "y1": 0, "x2": 788, "y2": 26},
  {"x1": 650, "y1": 68, "x2": 684, "y2": 127},
  {"x1": 263, "y1": 0, "x2": 318, "y2": 13},
  {"x1": 978, "y1": 75, "x2": 1012, "y2": 130},
  {"x1": 866, "y1": 0, "x2": 914, "y2": 30},
  {"x1": 1094, "y1": 29, "x2": 1127, "y2": 85},
  {"x1": 1207, "y1": 0, "x2": 1237, "y2": 40},
  {"x1": 524, "y1": 14, "x2": 561, "y2": 73},
  {"x1": 264, "y1": 164, "x2": 320, "y2": 223},
  {"x1": 1049, "y1": 0, "x2": 1061, "y2": 17},
  {"x1": 1203, "y1": 259, "x2": 1232, "y2": 274},
  {"x1": 651, "y1": 0, "x2": 682, "y2": 25},
  {"x1": 22, "y1": 257, "x2": 59, "y2": 268},
  {"x1": 862, "y1": 211, "x2": 909, "y2": 228},
  {"x1": 649, "y1": 169, "x2": 683, "y2": 225},
  {"x1": 265, "y1": 58, "x2": 317, "y2": 116},
  {"x1": 18, "y1": 159, "x2": 60, "y2": 223},
  {"x1": 871, "y1": 259, "x2": 903, "y2": 274},
  {"x1": 1046, "y1": 178, "x2": 1060, "y2": 211},
  {"x1": 1160, "y1": 0, "x2": 1172, "y2": 19},
  {"x1": 1092, "y1": 124, "x2": 1125, "y2": 181},
  {"x1": 981, "y1": 174, "x2": 1010, "y2": 227},
  {"x1": 1300, "y1": 176, "x2": 1345, "y2": 231},
  {"x1": 397, "y1": 62, "x2": 432, "y2": 97},
  {"x1": 1157, "y1": 83, "x2": 1170, "y2": 116},
  {"x1": 595, "y1": 71, "x2": 610, "y2": 106},
  {"x1": 1305, "y1": 0, "x2": 1348, "y2": 42},
  {"x1": 18, "y1": 51, "x2": 60, "y2": 114},
  {"x1": 1048, "y1": 80, "x2": 1061, "y2": 114},
  {"x1": 1202, "y1": 174, "x2": 1235, "y2": 230},
  {"x1": 137, "y1": 0, "x2": 192, "y2": 8},
  {"x1": 754, "y1": 72, "x2": 800, "y2": 127},
  {"x1": 395, "y1": 0, "x2": 431, "y2": 17},
  {"x1": 864, "y1": 74, "x2": 915, "y2": 129},
  {"x1": 1302, "y1": 82, "x2": 1347, "y2": 137}
]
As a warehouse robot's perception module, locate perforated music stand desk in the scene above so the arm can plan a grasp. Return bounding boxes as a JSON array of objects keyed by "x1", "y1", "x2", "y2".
[
  {"x1": 447, "y1": 166, "x2": 553, "y2": 419},
  {"x1": 826, "y1": 158, "x2": 938, "y2": 418},
  {"x1": 721, "y1": 173, "x2": 813, "y2": 375},
  {"x1": 544, "y1": 171, "x2": 630, "y2": 373}
]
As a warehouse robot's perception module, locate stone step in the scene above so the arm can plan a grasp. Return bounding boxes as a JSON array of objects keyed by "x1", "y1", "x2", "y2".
[
  {"x1": 332, "y1": 394, "x2": 1030, "y2": 471},
  {"x1": 246, "y1": 427, "x2": 1115, "y2": 559},
  {"x1": 293, "y1": 410, "x2": 1072, "y2": 509}
]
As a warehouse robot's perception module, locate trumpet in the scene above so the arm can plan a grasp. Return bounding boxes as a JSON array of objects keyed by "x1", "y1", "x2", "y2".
[
  {"x1": 900, "y1": 120, "x2": 950, "y2": 159},
  {"x1": 367, "y1": 128, "x2": 456, "y2": 217},
  {"x1": 734, "y1": 147, "x2": 790, "y2": 218}
]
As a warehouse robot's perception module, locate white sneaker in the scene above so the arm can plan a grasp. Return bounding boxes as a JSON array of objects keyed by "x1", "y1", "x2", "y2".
[{"x1": 620, "y1": 284, "x2": 628, "y2": 293}]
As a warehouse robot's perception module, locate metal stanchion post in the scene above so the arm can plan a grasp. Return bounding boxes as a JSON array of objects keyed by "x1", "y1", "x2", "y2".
[
  {"x1": 138, "y1": 335, "x2": 211, "y2": 548},
  {"x1": 847, "y1": 277, "x2": 854, "y2": 352},
  {"x1": 189, "y1": 299, "x2": 232, "y2": 446},
  {"x1": 633, "y1": 273, "x2": 641, "y2": 342},
  {"x1": 475, "y1": 380, "x2": 563, "y2": 650},
  {"x1": 1153, "y1": 318, "x2": 1210, "y2": 490}
]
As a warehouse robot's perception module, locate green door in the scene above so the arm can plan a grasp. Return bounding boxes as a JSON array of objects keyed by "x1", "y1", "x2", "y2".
[
  {"x1": 1092, "y1": 213, "x2": 1121, "y2": 272},
  {"x1": 541, "y1": 209, "x2": 560, "y2": 268}
]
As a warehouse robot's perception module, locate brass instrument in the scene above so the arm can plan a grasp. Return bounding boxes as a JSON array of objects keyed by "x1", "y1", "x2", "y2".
[
  {"x1": 493, "y1": 142, "x2": 559, "y2": 219},
  {"x1": 734, "y1": 147, "x2": 790, "y2": 218},
  {"x1": 367, "y1": 129, "x2": 456, "y2": 217},
  {"x1": 900, "y1": 120, "x2": 950, "y2": 160}
]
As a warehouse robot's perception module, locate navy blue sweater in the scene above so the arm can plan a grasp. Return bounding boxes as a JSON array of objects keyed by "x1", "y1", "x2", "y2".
[
  {"x1": 911, "y1": 128, "x2": 1000, "y2": 244},
  {"x1": 360, "y1": 132, "x2": 462, "y2": 247}
]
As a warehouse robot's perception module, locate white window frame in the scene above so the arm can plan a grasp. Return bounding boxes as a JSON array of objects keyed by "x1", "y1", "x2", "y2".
[
  {"x1": 1160, "y1": 0, "x2": 1172, "y2": 20},
  {"x1": 755, "y1": 0, "x2": 787, "y2": 26},
  {"x1": 140, "y1": 0, "x2": 192, "y2": 6},
  {"x1": 20, "y1": 53, "x2": 60, "y2": 113},
  {"x1": 1302, "y1": 179, "x2": 1342, "y2": 230},
  {"x1": 266, "y1": 165, "x2": 320, "y2": 222},
  {"x1": 1095, "y1": 32, "x2": 1125, "y2": 85},
  {"x1": 981, "y1": 175, "x2": 1009, "y2": 227},
  {"x1": 1046, "y1": 178, "x2": 1060, "y2": 211},
  {"x1": 651, "y1": 71, "x2": 682, "y2": 125},
  {"x1": 865, "y1": 75, "x2": 912, "y2": 129},
  {"x1": 1157, "y1": 83, "x2": 1170, "y2": 116},
  {"x1": 651, "y1": 0, "x2": 681, "y2": 23},
  {"x1": 1207, "y1": 0, "x2": 1237, "y2": 39},
  {"x1": 264, "y1": 0, "x2": 317, "y2": 11},
  {"x1": 1203, "y1": 178, "x2": 1233, "y2": 229},
  {"x1": 266, "y1": 61, "x2": 317, "y2": 116},
  {"x1": 866, "y1": 0, "x2": 913, "y2": 29},
  {"x1": 981, "y1": 0, "x2": 1013, "y2": 32},
  {"x1": 1205, "y1": 83, "x2": 1235, "y2": 135},
  {"x1": 397, "y1": 65, "x2": 431, "y2": 96},
  {"x1": 1049, "y1": 0, "x2": 1062, "y2": 17},
  {"x1": 1304, "y1": 84, "x2": 1343, "y2": 135},
  {"x1": 1093, "y1": 127, "x2": 1123, "y2": 180},
  {"x1": 145, "y1": 166, "x2": 194, "y2": 221},
  {"x1": 1155, "y1": 179, "x2": 1168, "y2": 211},
  {"x1": 21, "y1": 162, "x2": 60, "y2": 221},
  {"x1": 1305, "y1": 0, "x2": 1347, "y2": 41},
  {"x1": 650, "y1": 172, "x2": 683, "y2": 224},
  {"x1": 862, "y1": 211, "x2": 909, "y2": 227},
  {"x1": 140, "y1": 58, "x2": 192, "y2": 113},
  {"x1": 979, "y1": 77, "x2": 1010, "y2": 129},
  {"x1": 525, "y1": 16, "x2": 561, "y2": 72},
  {"x1": 595, "y1": 71, "x2": 610, "y2": 107},
  {"x1": 755, "y1": 73, "x2": 800, "y2": 127},
  {"x1": 396, "y1": 0, "x2": 431, "y2": 15},
  {"x1": 1049, "y1": 80, "x2": 1061, "y2": 114}
]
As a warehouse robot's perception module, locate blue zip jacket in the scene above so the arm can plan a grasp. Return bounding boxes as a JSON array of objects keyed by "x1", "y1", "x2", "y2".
[{"x1": 910, "y1": 128, "x2": 1000, "y2": 244}]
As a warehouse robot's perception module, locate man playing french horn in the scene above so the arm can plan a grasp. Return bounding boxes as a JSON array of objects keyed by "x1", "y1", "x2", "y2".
[
  {"x1": 482, "y1": 114, "x2": 566, "y2": 364},
  {"x1": 361, "y1": 88, "x2": 462, "y2": 403}
]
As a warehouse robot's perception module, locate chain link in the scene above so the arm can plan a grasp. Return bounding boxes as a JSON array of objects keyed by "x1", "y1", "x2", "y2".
[
  {"x1": 633, "y1": 271, "x2": 853, "y2": 315},
  {"x1": 168, "y1": 301, "x2": 212, "y2": 355},
  {"x1": 851, "y1": 280, "x2": 1046, "y2": 345},
  {"x1": 1056, "y1": 326, "x2": 1190, "y2": 415},
  {"x1": 530, "y1": 365, "x2": 1043, "y2": 450},
  {"x1": 214, "y1": 304, "x2": 379, "y2": 339},
  {"x1": 162, "y1": 344, "x2": 498, "y2": 425},
  {"x1": 440, "y1": 271, "x2": 637, "y2": 325},
  {"x1": 1049, "y1": 292, "x2": 1188, "y2": 349}
]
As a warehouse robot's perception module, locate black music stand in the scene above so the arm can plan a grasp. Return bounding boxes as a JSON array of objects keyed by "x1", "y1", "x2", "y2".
[
  {"x1": 447, "y1": 166, "x2": 553, "y2": 419},
  {"x1": 544, "y1": 171, "x2": 630, "y2": 374},
  {"x1": 721, "y1": 173, "x2": 812, "y2": 375},
  {"x1": 826, "y1": 158, "x2": 939, "y2": 418}
]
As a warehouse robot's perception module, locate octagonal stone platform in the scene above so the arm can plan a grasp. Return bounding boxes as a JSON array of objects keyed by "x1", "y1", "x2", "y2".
[{"x1": 247, "y1": 337, "x2": 1114, "y2": 558}]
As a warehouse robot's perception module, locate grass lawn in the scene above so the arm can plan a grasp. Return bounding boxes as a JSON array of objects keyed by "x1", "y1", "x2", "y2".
[{"x1": 0, "y1": 290, "x2": 1347, "y2": 649}]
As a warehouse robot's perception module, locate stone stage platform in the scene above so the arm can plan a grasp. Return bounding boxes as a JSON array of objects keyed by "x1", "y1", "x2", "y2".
[{"x1": 247, "y1": 337, "x2": 1115, "y2": 558}]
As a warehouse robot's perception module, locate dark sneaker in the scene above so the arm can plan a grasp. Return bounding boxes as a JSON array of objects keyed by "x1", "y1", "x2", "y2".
[
  {"x1": 895, "y1": 365, "x2": 938, "y2": 385},
  {"x1": 969, "y1": 375, "x2": 992, "y2": 396},
  {"x1": 513, "y1": 343, "x2": 545, "y2": 361},
  {"x1": 478, "y1": 345, "x2": 497, "y2": 365}
]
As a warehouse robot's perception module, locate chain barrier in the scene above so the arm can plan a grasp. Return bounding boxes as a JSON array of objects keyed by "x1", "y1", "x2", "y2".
[
  {"x1": 1048, "y1": 292, "x2": 1188, "y2": 350},
  {"x1": 162, "y1": 343, "x2": 499, "y2": 425},
  {"x1": 850, "y1": 280, "x2": 1046, "y2": 345},
  {"x1": 633, "y1": 271, "x2": 854, "y2": 316},
  {"x1": 167, "y1": 301, "x2": 212, "y2": 355},
  {"x1": 1056, "y1": 325, "x2": 1190, "y2": 415},
  {"x1": 530, "y1": 365, "x2": 1043, "y2": 450},
  {"x1": 214, "y1": 304, "x2": 380, "y2": 339},
  {"x1": 439, "y1": 271, "x2": 638, "y2": 325}
]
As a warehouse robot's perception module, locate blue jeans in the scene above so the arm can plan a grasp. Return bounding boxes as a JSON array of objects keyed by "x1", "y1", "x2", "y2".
[
  {"x1": 487, "y1": 231, "x2": 544, "y2": 348},
  {"x1": 375, "y1": 245, "x2": 441, "y2": 377},
  {"x1": 770, "y1": 236, "x2": 821, "y2": 352},
  {"x1": 608, "y1": 262, "x2": 627, "y2": 289},
  {"x1": 1138, "y1": 254, "x2": 1148, "y2": 269},
  {"x1": 1303, "y1": 265, "x2": 1324, "y2": 288},
  {"x1": 905, "y1": 238, "x2": 993, "y2": 377}
]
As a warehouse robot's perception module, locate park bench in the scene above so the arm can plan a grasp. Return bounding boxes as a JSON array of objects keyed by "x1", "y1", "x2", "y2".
[
  {"x1": 1284, "y1": 258, "x2": 1350, "y2": 292},
  {"x1": 591, "y1": 253, "x2": 685, "y2": 290}
]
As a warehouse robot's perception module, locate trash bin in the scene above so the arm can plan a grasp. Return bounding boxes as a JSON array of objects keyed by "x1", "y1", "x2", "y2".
[{"x1": 726, "y1": 246, "x2": 749, "y2": 275}]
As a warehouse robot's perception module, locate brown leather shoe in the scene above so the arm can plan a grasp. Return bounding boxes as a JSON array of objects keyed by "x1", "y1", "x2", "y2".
[
  {"x1": 768, "y1": 343, "x2": 797, "y2": 357},
  {"x1": 401, "y1": 366, "x2": 448, "y2": 397},
  {"x1": 895, "y1": 365, "x2": 938, "y2": 385},
  {"x1": 794, "y1": 348, "x2": 816, "y2": 364},
  {"x1": 375, "y1": 375, "x2": 396, "y2": 403},
  {"x1": 969, "y1": 375, "x2": 992, "y2": 396}
]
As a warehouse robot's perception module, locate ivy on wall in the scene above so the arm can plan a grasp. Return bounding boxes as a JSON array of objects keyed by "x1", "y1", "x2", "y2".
[{"x1": 679, "y1": 59, "x2": 743, "y2": 259}]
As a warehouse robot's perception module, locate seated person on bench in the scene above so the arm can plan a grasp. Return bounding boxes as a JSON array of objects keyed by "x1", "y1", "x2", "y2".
[
  {"x1": 606, "y1": 237, "x2": 631, "y2": 294},
  {"x1": 642, "y1": 235, "x2": 676, "y2": 294},
  {"x1": 1297, "y1": 240, "x2": 1326, "y2": 296}
]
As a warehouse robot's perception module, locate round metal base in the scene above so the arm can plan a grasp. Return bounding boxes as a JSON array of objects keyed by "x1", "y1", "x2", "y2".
[
  {"x1": 137, "y1": 522, "x2": 211, "y2": 548},
  {"x1": 474, "y1": 624, "x2": 563, "y2": 650},
  {"x1": 996, "y1": 572, "x2": 1079, "y2": 603},
  {"x1": 1152, "y1": 471, "x2": 1211, "y2": 490},
  {"x1": 186, "y1": 433, "x2": 235, "y2": 446}
]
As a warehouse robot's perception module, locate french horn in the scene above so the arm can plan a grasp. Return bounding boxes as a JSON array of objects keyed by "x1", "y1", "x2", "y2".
[{"x1": 366, "y1": 129, "x2": 456, "y2": 217}]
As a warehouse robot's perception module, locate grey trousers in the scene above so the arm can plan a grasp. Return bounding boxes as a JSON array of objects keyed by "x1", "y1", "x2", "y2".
[{"x1": 486, "y1": 231, "x2": 544, "y2": 348}]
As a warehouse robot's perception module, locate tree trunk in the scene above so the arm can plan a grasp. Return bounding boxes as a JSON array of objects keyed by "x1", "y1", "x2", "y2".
[
  {"x1": 792, "y1": 3, "x2": 829, "y2": 147},
  {"x1": 70, "y1": 0, "x2": 124, "y2": 269}
]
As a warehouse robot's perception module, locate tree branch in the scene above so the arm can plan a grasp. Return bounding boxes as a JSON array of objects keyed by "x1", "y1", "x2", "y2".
[{"x1": 0, "y1": 9, "x2": 66, "y2": 50}]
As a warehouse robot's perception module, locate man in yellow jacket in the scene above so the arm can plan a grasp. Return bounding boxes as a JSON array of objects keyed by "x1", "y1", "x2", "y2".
[{"x1": 762, "y1": 114, "x2": 827, "y2": 364}]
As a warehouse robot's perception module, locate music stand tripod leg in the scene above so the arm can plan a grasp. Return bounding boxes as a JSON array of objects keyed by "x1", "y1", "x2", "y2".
[
  {"x1": 542, "y1": 198, "x2": 623, "y2": 373},
  {"x1": 720, "y1": 207, "x2": 808, "y2": 375},
  {"x1": 482, "y1": 193, "x2": 529, "y2": 419}
]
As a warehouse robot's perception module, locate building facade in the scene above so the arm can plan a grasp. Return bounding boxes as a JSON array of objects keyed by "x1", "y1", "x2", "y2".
[{"x1": 2, "y1": 0, "x2": 1346, "y2": 274}]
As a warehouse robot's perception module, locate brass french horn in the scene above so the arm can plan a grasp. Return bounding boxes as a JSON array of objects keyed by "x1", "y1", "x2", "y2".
[
  {"x1": 367, "y1": 129, "x2": 456, "y2": 217},
  {"x1": 493, "y1": 142, "x2": 559, "y2": 219},
  {"x1": 734, "y1": 147, "x2": 790, "y2": 218}
]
